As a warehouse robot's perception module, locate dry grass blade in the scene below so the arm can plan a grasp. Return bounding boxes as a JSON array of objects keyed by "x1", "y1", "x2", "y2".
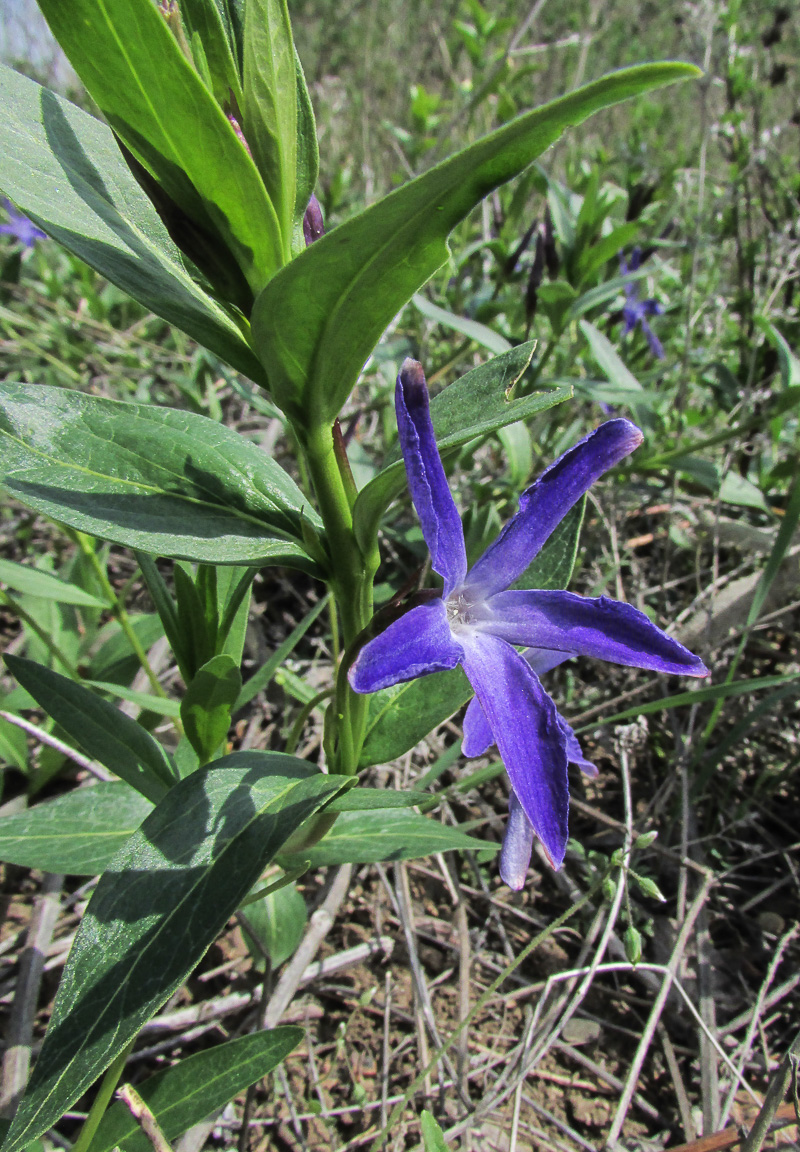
[{"x1": 0, "y1": 872, "x2": 63, "y2": 1117}]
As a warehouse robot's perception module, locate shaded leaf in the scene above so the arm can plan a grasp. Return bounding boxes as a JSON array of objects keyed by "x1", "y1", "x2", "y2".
[
  {"x1": 359, "y1": 667, "x2": 472, "y2": 768},
  {"x1": 3, "y1": 752, "x2": 346, "y2": 1152},
  {"x1": 0, "y1": 65, "x2": 265, "y2": 382},
  {"x1": 6, "y1": 656, "x2": 174, "y2": 803},
  {"x1": 0, "y1": 384, "x2": 322, "y2": 571}
]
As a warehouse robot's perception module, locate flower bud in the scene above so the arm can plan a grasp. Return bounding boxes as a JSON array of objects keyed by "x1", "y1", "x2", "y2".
[{"x1": 303, "y1": 194, "x2": 324, "y2": 246}]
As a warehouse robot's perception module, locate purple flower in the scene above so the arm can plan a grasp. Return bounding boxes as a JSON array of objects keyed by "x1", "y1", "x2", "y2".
[
  {"x1": 349, "y1": 360, "x2": 707, "y2": 888},
  {"x1": 620, "y1": 247, "x2": 664, "y2": 359},
  {"x1": 0, "y1": 199, "x2": 46, "y2": 249}
]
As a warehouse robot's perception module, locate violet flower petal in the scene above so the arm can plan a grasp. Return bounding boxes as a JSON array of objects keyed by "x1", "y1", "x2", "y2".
[
  {"x1": 463, "y1": 647, "x2": 571, "y2": 758},
  {"x1": 499, "y1": 789, "x2": 535, "y2": 890},
  {"x1": 466, "y1": 420, "x2": 643, "y2": 598},
  {"x1": 464, "y1": 684, "x2": 598, "y2": 778},
  {"x1": 557, "y1": 714, "x2": 598, "y2": 777},
  {"x1": 459, "y1": 632, "x2": 570, "y2": 868},
  {"x1": 348, "y1": 598, "x2": 463, "y2": 693},
  {"x1": 484, "y1": 589, "x2": 709, "y2": 677},
  {"x1": 462, "y1": 696, "x2": 494, "y2": 757},
  {"x1": 397, "y1": 360, "x2": 467, "y2": 597}
]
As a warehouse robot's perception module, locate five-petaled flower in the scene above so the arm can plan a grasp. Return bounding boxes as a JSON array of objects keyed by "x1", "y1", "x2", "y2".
[
  {"x1": 620, "y1": 247, "x2": 665, "y2": 359},
  {"x1": 349, "y1": 359, "x2": 707, "y2": 889}
]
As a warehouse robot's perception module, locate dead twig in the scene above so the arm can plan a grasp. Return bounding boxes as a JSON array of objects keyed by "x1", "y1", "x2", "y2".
[{"x1": 0, "y1": 872, "x2": 63, "y2": 1118}]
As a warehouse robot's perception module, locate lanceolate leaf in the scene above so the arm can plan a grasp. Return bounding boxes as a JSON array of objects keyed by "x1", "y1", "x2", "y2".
[
  {"x1": 359, "y1": 667, "x2": 473, "y2": 768},
  {"x1": 36, "y1": 0, "x2": 282, "y2": 295},
  {"x1": 5, "y1": 656, "x2": 174, "y2": 803},
  {"x1": 0, "y1": 782, "x2": 153, "y2": 874},
  {"x1": 0, "y1": 65, "x2": 265, "y2": 383},
  {"x1": 353, "y1": 344, "x2": 569, "y2": 552},
  {"x1": 278, "y1": 808, "x2": 497, "y2": 868},
  {"x1": 180, "y1": 654, "x2": 242, "y2": 764},
  {"x1": 243, "y1": 0, "x2": 297, "y2": 250},
  {"x1": 87, "y1": 1030, "x2": 303, "y2": 1152},
  {"x1": 3, "y1": 753, "x2": 346, "y2": 1152},
  {"x1": 0, "y1": 558, "x2": 106, "y2": 609},
  {"x1": 0, "y1": 385, "x2": 323, "y2": 571},
  {"x1": 251, "y1": 63, "x2": 699, "y2": 426}
]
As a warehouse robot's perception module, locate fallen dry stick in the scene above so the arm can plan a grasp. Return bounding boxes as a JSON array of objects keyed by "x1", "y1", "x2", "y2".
[{"x1": 666, "y1": 1102, "x2": 798, "y2": 1152}]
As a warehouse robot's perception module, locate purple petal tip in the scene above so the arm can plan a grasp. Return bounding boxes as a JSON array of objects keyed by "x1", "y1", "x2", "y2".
[{"x1": 398, "y1": 358, "x2": 427, "y2": 400}]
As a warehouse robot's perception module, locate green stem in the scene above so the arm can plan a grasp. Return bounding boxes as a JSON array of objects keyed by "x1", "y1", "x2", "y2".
[
  {"x1": 301, "y1": 421, "x2": 380, "y2": 776},
  {"x1": 68, "y1": 531, "x2": 168, "y2": 700},
  {"x1": 71, "y1": 1040, "x2": 136, "y2": 1152}
]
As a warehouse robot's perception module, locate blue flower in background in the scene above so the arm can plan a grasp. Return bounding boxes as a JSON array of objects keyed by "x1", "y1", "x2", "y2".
[
  {"x1": 350, "y1": 360, "x2": 707, "y2": 888},
  {"x1": 620, "y1": 247, "x2": 665, "y2": 359},
  {"x1": 0, "y1": 199, "x2": 46, "y2": 249}
]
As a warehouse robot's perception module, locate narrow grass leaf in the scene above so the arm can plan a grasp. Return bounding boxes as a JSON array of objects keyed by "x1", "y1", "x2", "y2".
[{"x1": 411, "y1": 294, "x2": 512, "y2": 355}]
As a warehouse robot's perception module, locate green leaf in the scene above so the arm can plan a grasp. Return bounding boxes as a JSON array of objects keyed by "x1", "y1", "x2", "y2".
[
  {"x1": 251, "y1": 63, "x2": 699, "y2": 426},
  {"x1": 180, "y1": 654, "x2": 242, "y2": 764},
  {"x1": 0, "y1": 559, "x2": 106, "y2": 608},
  {"x1": 241, "y1": 881, "x2": 306, "y2": 970},
  {"x1": 0, "y1": 65, "x2": 265, "y2": 383},
  {"x1": 0, "y1": 782, "x2": 153, "y2": 874},
  {"x1": 579, "y1": 319, "x2": 648, "y2": 394},
  {"x1": 326, "y1": 788, "x2": 427, "y2": 811},
  {"x1": 0, "y1": 384, "x2": 322, "y2": 571},
  {"x1": 87, "y1": 614, "x2": 165, "y2": 687},
  {"x1": 410, "y1": 293, "x2": 512, "y2": 355},
  {"x1": 87, "y1": 1029, "x2": 301, "y2": 1152},
  {"x1": 359, "y1": 667, "x2": 473, "y2": 768},
  {"x1": 243, "y1": 0, "x2": 297, "y2": 250},
  {"x1": 0, "y1": 712, "x2": 29, "y2": 772},
  {"x1": 5, "y1": 656, "x2": 174, "y2": 803},
  {"x1": 420, "y1": 1111, "x2": 449, "y2": 1152},
  {"x1": 353, "y1": 344, "x2": 569, "y2": 552},
  {"x1": 280, "y1": 808, "x2": 496, "y2": 868},
  {"x1": 179, "y1": 0, "x2": 244, "y2": 108},
  {"x1": 3, "y1": 752, "x2": 346, "y2": 1152},
  {"x1": 37, "y1": 0, "x2": 282, "y2": 295},
  {"x1": 293, "y1": 50, "x2": 319, "y2": 236},
  {"x1": 757, "y1": 318, "x2": 800, "y2": 389},
  {"x1": 513, "y1": 498, "x2": 585, "y2": 590},
  {"x1": 85, "y1": 683, "x2": 182, "y2": 718}
]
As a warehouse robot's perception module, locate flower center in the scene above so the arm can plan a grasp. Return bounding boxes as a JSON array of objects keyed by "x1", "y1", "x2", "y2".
[{"x1": 445, "y1": 588, "x2": 486, "y2": 634}]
